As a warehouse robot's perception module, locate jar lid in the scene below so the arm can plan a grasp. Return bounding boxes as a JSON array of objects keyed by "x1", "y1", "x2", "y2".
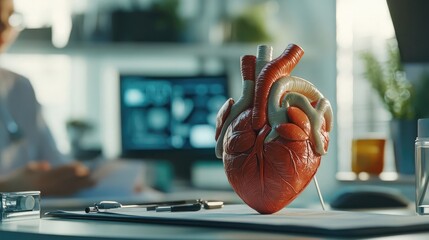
[{"x1": 418, "y1": 118, "x2": 429, "y2": 138}]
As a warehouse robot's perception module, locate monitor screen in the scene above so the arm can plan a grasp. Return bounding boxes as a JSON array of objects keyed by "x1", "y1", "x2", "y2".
[{"x1": 119, "y1": 75, "x2": 229, "y2": 160}]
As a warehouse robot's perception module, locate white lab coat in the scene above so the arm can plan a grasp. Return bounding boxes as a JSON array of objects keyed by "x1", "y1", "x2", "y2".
[{"x1": 0, "y1": 68, "x2": 68, "y2": 175}]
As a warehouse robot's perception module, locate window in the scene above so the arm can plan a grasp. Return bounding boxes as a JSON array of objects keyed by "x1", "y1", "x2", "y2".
[{"x1": 336, "y1": 0, "x2": 397, "y2": 179}]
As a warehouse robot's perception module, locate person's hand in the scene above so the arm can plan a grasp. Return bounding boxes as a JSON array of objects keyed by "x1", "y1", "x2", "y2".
[{"x1": 1, "y1": 161, "x2": 95, "y2": 196}]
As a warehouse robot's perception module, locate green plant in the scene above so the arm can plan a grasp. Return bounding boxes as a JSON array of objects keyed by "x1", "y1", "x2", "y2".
[
  {"x1": 361, "y1": 40, "x2": 429, "y2": 120},
  {"x1": 229, "y1": 4, "x2": 272, "y2": 43}
]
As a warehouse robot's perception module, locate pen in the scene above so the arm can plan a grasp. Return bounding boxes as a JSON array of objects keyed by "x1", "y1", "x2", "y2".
[
  {"x1": 85, "y1": 199, "x2": 224, "y2": 213},
  {"x1": 155, "y1": 203, "x2": 202, "y2": 212},
  {"x1": 85, "y1": 199, "x2": 202, "y2": 213}
]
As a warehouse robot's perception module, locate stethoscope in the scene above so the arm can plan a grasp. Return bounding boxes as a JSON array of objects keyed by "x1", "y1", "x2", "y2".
[{"x1": 0, "y1": 100, "x2": 22, "y2": 142}]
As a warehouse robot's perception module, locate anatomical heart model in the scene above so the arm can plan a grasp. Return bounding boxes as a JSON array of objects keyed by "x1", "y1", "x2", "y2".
[{"x1": 215, "y1": 44, "x2": 333, "y2": 214}]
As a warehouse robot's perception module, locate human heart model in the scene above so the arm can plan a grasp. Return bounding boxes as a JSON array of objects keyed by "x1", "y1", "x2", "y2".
[{"x1": 215, "y1": 44, "x2": 333, "y2": 214}]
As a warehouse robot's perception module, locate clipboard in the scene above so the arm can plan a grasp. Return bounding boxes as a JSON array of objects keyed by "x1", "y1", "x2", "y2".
[{"x1": 45, "y1": 204, "x2": 429, "y2": 238}]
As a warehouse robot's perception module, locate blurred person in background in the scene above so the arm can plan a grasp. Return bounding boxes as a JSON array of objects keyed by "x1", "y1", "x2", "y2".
[{"x1": 0, "y1": 0, "x2": 94, "y2": 196}]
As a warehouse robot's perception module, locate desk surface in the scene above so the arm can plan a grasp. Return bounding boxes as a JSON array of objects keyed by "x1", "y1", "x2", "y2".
[
  {"x1": 0, "y1": 217, "x2": 315, "y2": 240},
  {"x1": 0, "y1": 190, "x2": 426, "y2": 240},
  {"x1": 2, "y1": 216, "x2": 429, "y2": 240},
  {"x1": 1, "y1": 206, "x2": 429, "y2": 240}
]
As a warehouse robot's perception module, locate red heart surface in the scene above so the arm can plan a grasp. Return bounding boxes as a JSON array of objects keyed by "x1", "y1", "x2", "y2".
[{"x1": 215, "y1": 44, "x2": 333, "y2": 214}]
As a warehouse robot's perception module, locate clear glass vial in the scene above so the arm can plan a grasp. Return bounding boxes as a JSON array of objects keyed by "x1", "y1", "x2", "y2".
[
  {"x1": 415, "y1": 118, "x2": 429, "y2": 215},
  {"x1": 0, "y1": 191, "x2": 40, "y2": 221}
]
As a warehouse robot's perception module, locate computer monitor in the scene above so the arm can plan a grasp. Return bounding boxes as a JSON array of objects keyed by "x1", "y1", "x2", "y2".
[{"x1": 119, "y1": 74, "x2": 229, "y2": 178}]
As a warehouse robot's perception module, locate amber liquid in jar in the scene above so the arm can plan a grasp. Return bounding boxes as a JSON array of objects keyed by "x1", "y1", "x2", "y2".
[{"x1": 351, "y1": 139, "x2": 385, "y2": 175}]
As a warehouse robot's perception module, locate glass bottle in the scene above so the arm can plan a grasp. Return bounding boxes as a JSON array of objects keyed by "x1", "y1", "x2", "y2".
[{"x1": 415, "y1": 118, "x2": 429, "y2": 215}]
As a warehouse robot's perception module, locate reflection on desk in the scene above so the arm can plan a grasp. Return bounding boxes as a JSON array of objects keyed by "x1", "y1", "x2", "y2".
[
  {"x1": 0, "y1": 218, "x2": 311, "y2": 240},
  {"x1": 1, "y1": 204, "x2": 429, "y2": 240}
]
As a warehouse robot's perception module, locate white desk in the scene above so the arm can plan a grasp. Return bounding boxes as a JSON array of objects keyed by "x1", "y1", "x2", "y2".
[
  {"x1": 1, "y1": 191, "x2": 427, "y2": 240},
  {"x1": 2, "y1": 215, "x2": 429, "y2": 240},
  {"x1": 0, "y1": 217, "x2": 318, "y2": 240},
  {"x1": 1, "y1": 204, "x2": 429, "y2": 240}
]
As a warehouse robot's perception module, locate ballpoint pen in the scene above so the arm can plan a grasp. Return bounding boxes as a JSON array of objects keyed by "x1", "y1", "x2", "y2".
[
  {"x1": 85, "y1": 199, "x2": 200, "y2": 213},
  {"x1": 154, "y1": 201, "x2": 223, "y2": 212},
  {"x1": 155, "y1": 203, "x2": 202, "y2": 212},
  {"x1": 85, "y1": 199, "x2": 223, "y2": 213}
]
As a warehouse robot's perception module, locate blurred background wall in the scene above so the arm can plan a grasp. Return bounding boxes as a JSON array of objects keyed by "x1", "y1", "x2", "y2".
[{"x1": 4, "y1": 0, "x2": 393, "y2": 206}]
